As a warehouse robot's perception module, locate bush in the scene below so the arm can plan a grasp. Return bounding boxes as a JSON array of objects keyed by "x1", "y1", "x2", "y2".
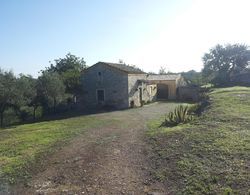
[
  {"x1": 19, "y1": 106, "x2": 33, "y2": 121},
  {"x1": 162, "y1": 105, "x2": 193, "y2": 127}
]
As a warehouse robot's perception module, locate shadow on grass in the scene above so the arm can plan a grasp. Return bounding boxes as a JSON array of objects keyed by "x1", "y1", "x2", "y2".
[
  {"x1": 2, "y1": 100, "x2": 195, "y2": 130},
  {"x1": 2, "y1": 107, "x2": 126, "y2": 130}
]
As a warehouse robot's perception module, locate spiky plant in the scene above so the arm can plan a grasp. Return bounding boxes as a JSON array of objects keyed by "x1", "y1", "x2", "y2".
[{"x1": 163, "y1": 105, "x2": 193, "y2": 126}]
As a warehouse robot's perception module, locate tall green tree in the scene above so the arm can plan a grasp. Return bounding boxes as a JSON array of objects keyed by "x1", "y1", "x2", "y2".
[
  {"x1": 0, "y1": 70, "x2": 17, "y2": 127},
  {"x1": 16, "y1": 74, "x2": 39, "y2": 120},
  {"x1": 47, "y1": 53, "x2": 87, "y2": 102},
  {"x1": 38, "y1": 71, "x2": 65, "y2": 113},
  {"x1": 202, "y1": 44, "x2": 249, "y2": 85}
]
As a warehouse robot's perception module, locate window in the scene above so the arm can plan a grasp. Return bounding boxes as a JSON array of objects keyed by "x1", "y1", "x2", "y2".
[{"x1": 97, "y1": 72, "x2": 103, "y2": 83}]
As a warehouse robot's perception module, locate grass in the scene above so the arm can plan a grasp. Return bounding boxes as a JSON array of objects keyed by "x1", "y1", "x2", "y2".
[
  {"x1": 0, "y1": 114, "x2": 116, "y2": 186},
  {"x1": 147, "y1": 86, "x2": 250, "y2": 194}
]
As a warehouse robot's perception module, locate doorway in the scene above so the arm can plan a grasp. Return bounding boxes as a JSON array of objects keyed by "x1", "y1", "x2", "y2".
[
  {"x1": 157, "y1": 84, "x2": 169, "y2": 99},
  {"x1": 97, "y1": 89, "x2": 105, "y2": 103}
]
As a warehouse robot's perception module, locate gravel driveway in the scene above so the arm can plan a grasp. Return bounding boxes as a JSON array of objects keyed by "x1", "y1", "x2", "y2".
[{"x1": 12, "y1": 102, "x2": 178, "y2": 195}]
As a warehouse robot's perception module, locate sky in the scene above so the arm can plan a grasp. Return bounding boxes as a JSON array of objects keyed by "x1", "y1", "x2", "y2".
[{"x1": 1, "y1": 0, "x2": 250, "y2": 77}]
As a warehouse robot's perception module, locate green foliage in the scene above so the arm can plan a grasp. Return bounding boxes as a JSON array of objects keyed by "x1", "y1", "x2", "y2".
[
  {"x1": 38, "y1": 71, "x2": 66, "y2": 113},
  {"x1": 158, "y1": 66, "x2": 172, "y2": 75},
  {"x1": 16, "y1": 74, "x2": 38, "y2": 120},
  {"x1": 18, "y1": 106, "x2": 33, "y2": 121},
  {"x1": 16, "y1": 74, "x2": 36, "y2": 106},
  {"x1": 147, "y1": 86, "x2": 250, "y2": 194},
  {"x1": 181, "y1": 70, "x2": 204, "y2": 86},
  {"x1": 187, "y1": 103, "x2": 200, "y2": 114},
  {"x1": 46, "y1": 53, "x2": 87, "y2": 97},
  {"x1": 0, "y1": 70, "x2": 18, "y2": 127},
  {"x1": 159, "y1": 66, "x2": 167, "y2": 74},
  {"x1": 0, "y1": 53, "x2": 87, "y2": 127},
  {"x1": 202, "y1": 43, "x2": 249, "y2": 86},
  {"x1": 223, "y1": 187, "x2": 233, "y2": 195},
  {"x1": 162, "y1": 105, "x2": 193, "y2": 126}
]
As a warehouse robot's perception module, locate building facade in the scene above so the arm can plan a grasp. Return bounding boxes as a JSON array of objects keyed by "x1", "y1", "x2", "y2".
[{"x1": 81, "y1": 62, "x2": 187, "y2": 109}]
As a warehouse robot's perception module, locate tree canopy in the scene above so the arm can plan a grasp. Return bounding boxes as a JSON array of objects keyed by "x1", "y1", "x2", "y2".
[
  {"x1": 46, "y1": 53, "x2": 87, "y2": 97},
  {"x1": 159, "y1": 66, "x2": 167, "y2": 74},
  {"x1": 0, "y1": 53, "x2": 87, "y2": 127},
  {"x1": 181, "y1": 70, "x2": 203, "y2": 86},
  {"x1": 38, "y1": 71, "x2": 65, "y2": 113},
  {"x1": 202, "y1": 44, "x2": 249, "y2": 85},
  {"x1": 0, "y1": 70, "x2": 18, "y2": 127}
]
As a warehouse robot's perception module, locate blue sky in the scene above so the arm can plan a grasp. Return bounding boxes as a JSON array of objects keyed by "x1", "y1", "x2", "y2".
[{"x1": 1, "y1": 0, "x2": 250, "y2": 76}]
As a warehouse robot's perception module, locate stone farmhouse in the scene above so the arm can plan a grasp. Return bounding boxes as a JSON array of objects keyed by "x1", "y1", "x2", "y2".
[{"x1": 81, "y1": 62, "x2": 187, "y2": 109}]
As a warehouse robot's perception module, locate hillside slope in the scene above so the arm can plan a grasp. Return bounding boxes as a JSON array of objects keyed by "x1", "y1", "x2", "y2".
[{"x1": 147, "y1": 87, "x2": 250, "y2": 194}]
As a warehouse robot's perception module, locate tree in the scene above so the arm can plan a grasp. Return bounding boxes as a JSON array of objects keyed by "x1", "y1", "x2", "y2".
[
  {"x1": 118, "y1": 59, "x2": 125, "y2": 64},
  {"x1": 181, "y1": 70, "x2": 203, "y2": 86},
  {"x1": 202, "y1": 44, "x2": 249, "y2": 85},
  {"x1": 46, "y1": 53, "x2": 87, "y2": 102},
  {"x1": 16, "y1": 74, "x2": 39, "y2": 120},
  {"x1": 0, "y1": 70, "x2": 17, "y2": 127},
  {"x1": 159, "y1": 66, "x2": 167, "y2": 74},
  {"x1": 38, "y1": 71, "x2": 65, "y2": 113}
]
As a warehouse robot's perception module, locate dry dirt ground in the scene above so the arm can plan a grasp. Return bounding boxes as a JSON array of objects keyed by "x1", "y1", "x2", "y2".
[{"x1": 11, "y1": 102, "x2": 176, "y2": 195}]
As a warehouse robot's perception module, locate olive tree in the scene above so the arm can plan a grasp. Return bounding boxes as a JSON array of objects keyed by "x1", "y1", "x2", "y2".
[
  {"x1": 202, "y1": 44, "x2": 249, "y2": 85},
  {"x1": 38, "y1": 71, "x2": 65, "y2": 113},
  {"x1": 0, "y1": 70, "x2": 17, "y2": 127}
]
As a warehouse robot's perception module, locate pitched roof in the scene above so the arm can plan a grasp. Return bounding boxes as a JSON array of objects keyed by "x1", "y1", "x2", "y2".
[
  {"x1": 98, "y1": 62, "x2": 145, "y2": 74},
  {"x1": 147, "y1": 74, "x2": 181, "y2": 81}
]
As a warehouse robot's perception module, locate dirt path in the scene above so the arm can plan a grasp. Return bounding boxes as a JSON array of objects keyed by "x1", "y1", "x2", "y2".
[{"x1": 12, "y1": 102, "x2": 177, "y2": 195}]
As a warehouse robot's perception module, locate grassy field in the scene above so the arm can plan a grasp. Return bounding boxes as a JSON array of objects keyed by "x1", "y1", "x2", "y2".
[
  {"x1": 147, "y1": 87, "x2": 250, "y2": 194},
  {"x1": 0, "y1": 114, "x2": 116, "y2": 186}
]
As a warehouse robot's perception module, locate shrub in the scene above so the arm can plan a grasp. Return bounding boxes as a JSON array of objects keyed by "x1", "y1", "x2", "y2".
[
  {"x1": 19, "y1": 106, "x2": 33, "y2": 121},
  {"x1": 162, "y1": 105, "x2": 193, "y2": 127},
  {"x1": 187, "y1": 104, "x2": 199, "y2": 114}
]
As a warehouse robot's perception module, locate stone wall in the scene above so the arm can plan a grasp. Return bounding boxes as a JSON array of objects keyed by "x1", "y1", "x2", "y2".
[
  {"x1": 176, "y1": 76, "x2": 188, "y2": 87},
  {"x1": 178, "y1": 86, "x2": 200, "y2": 102},
  {"x1": 128, "y1": 74, "x2": 157, "y2": 107},
  {"x1": 82, "y1": 66, "x2": 188, "y2": 109},
  {"x1": 81, "y1": 64, "x2": 129, "y2": 109}
]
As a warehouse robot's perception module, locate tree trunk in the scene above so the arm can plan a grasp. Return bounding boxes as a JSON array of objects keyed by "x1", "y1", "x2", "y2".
[
  {"x1": 33, "y1": 106, "x2": 37, "y2": 120},
  {"x1": 74, "y1": 95, "x2": 77, "y2": 104},
  {"x1": 53, "y1": 98, "x2": 56, "y2": 114},
  {"x1": 0, "y1": 112, "x2": 3, "y2": 128},
  {"x1": 0, "y1": 105, "x2": 5, "y2": 128}
]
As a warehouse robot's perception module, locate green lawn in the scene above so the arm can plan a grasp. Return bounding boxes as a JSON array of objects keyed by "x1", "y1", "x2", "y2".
[
  {"x1": 0, "y1": 115, "x2": 115, "y2": 185},
  {"x1": 147, "y1": 86, "x2": 250, "y2": 194}
]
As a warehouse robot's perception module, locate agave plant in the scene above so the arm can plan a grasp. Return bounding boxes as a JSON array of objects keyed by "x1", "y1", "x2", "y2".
[{"x1": 163, "y1": 105, "x2": 193, "y2": 126}]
